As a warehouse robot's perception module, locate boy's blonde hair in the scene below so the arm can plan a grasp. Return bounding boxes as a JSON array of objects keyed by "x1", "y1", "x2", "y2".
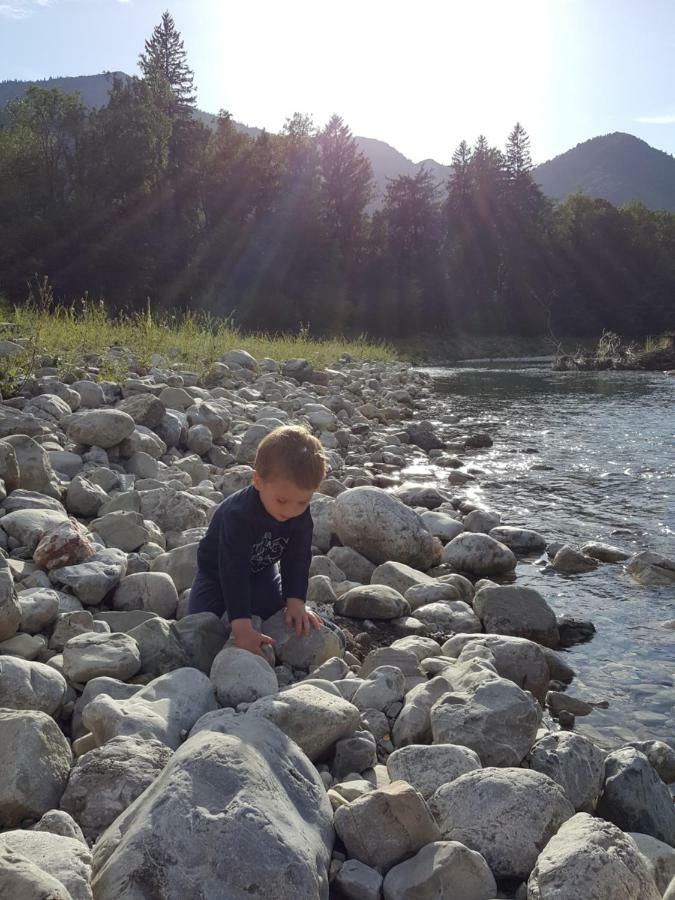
[{"x1": 254, "y1": 425, "x2": 326, "y2": 489}]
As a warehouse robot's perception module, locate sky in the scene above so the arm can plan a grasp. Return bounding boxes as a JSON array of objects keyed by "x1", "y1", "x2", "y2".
[{"x1": 1, "y1": 0, "x2": 674, "y2": 165}]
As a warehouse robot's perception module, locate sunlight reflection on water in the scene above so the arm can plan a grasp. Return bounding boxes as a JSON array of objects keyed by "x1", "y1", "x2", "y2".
[{"x1": 415, "y1": 363, "x2": 675, "y2": 749}]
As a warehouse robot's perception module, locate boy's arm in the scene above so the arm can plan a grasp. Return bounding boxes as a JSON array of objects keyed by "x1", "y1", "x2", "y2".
[
  {"x1": 280, "y1": 515, "x2": 321, "y2": 636},
  {"x1": 279, "y1": 514, "x2": 313, "y2": 605},
  {"x1": 219, "y1": 514, "x2": 276, "y2": 656},
  {"x1": 217, "y1": 513, "x2": 254, "y2": 622}
]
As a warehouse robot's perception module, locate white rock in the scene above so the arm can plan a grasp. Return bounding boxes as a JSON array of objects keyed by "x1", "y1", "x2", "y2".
[
  {"x1": 0, "y1": 655, "x2": 66, "y2": 714},
  {"x1": 247, "y1": 682, "x2": 360, "y2": 761},
  {"x1": 0, "y1": 830, "x2": 92, "y2": 900},
  {"x1": 387, "y1": 743, "x2": 482, "y2": 799},
  {"x1": 527, "y1": 812, "x2": 660, "y2": 900},
  {"x1": 524, "y1": 732, "x2": 606, "y2": 812},
  {"x1": 431, "y1": 677, "x2": 540, "y2": 767},
  {"x1": 334, "y1": 487, "x2": 440, "y2": 569},
  {"x1": 64, "y1": 409, "x2": 135, "y2": 448}
]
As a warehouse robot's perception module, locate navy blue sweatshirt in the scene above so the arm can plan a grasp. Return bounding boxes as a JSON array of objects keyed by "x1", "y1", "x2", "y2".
[{"x1": 196, "y1": 484, "x2": 314, "y2": 621}]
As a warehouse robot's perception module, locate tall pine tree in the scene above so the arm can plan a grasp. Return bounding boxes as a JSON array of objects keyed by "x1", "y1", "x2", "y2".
[{"x1": 139, "y1": 11, "x2": 196, "y2": 116}]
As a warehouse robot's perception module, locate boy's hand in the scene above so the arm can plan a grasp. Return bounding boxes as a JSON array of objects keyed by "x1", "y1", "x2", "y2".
[
  {"x1": 285, "y1": 597, "x2": 322, "y2": 637},
  {"x1": 231, "y1": 618, "x2": 276, "y2": 658}
]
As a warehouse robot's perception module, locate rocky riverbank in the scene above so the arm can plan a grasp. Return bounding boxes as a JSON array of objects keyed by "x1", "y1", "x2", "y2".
[{"x1": 0, "y1": 348, "x2": 673, "y2": 899}]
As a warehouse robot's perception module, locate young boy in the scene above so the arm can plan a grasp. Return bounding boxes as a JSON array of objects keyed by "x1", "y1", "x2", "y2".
[{"x1": 189, "y1": 425, "x2": 326, "y2": 657}]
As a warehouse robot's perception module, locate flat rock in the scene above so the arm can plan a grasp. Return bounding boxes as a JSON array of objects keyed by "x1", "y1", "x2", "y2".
[
  {"x1": 82, "y1": 667, "x2": 218, "y2": 749},
  {"x1": 63, "y1": 631, "x2": 141, "y2": 683},
  {"x1": 262, "y1": 608, "x2": 344, "y2": 669},
  {"x1": 473, "y1": 584, "x2": 560, "y2": 647}
]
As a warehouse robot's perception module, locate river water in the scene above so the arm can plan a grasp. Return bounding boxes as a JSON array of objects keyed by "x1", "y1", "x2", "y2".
[{"x1": 411, "y1": 362, "x2": 674, "y2": 750}]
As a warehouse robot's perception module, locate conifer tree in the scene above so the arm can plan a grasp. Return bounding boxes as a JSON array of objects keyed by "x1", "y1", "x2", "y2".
[{"x1": 139, "y1": 11, "x2": 195, "y2": 115}]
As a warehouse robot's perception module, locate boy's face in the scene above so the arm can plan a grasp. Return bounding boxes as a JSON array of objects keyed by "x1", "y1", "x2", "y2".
[{"x1": 253, "y1": 472, "x2": 314, "y2": 522}]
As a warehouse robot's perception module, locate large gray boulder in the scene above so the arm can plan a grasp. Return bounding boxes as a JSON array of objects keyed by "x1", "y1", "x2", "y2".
[
  {"x1": 64, "y1": 409, "x2": 135, "y2": 448},
  {"x1": 625, "y1": 550, "x2": 675, "y2": 586},
  {"x1": 335, "y1": 584, "x2": 410, "y2": 620},
  {"x1": 383, "y1": 840, "x2": 497, "y2": 900},
  {"x1": 60, "y1": 735, "x2": 172, "y2": 842},
  {"x1": 90, "y1": 511, "x2": 151, "y2": 552},
  {"x1": 112, "y1": 571, "x2": 179, "y2": 618},
  {"x1": 524, "y1": 732, "x2": 606, "y2": 812},
  {"x1": 527, "y1": 812, "x2": 661, "y2": 900},
  {"x1": 0, "y1": 655, "x2": 67, "y2": 714},
  {"x1": 430, "y1": 677, "x2": 540, "y2": 766},
  {"x1": 82, "y1": 667, "x2": 218, "y2": 749},
  {"x1": 596, "y1": 747, "x2": 675, "y2": 845},
  {"x1": 334, "y1": 780, "x2": 441, "y2": 874},
  {"x1": 430, "y1": 767, "x2": 574, "y2": 881},
  {"x1": 473, "y1": 584, "x2": 559, "y2": 647},
  {"x1": 0, "y1": 709, "x2": 72, "y2": 827},
  {"x1": 247, "y1": 682, "x2": 360, "y2": 761},
  {"x1": 334, "y1": 487, "x2": 440, "y2": 569},
  {"x1": 0, "y1": 846, "x2": 73, "y2": 899},
  {"x1": 0, "y1": 830, "x2": 92, "y2": 900},
  {"x1": 327, "y1": 546, "x2": 375, "y2": 583},
  {"x1": 5, "y1": 434, "x2": 61, "y2": 498},
  {"x1": 441, "y1": 532, "x2": 516, "y2": 576},
  {"x1": 91, "y1": 717, "x2": 333, "y2": 900}
]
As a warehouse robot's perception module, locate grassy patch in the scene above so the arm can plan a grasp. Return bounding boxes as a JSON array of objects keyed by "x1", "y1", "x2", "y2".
[{"x1": 0, "y1": 293, "x2": 396, "y2": 393}]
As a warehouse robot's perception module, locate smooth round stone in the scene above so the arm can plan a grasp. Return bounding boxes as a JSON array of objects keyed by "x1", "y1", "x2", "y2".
[{"x1": 334, "y1": 585, "x2": 410, "y2": 620}]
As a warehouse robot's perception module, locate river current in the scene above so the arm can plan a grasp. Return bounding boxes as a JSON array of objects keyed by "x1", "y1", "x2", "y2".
[{"x1": 409, "y1": 362, "x2": 674, "y2": 750}]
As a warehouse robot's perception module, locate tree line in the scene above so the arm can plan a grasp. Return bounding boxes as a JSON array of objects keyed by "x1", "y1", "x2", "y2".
[{"x1": 1, "y1": 12, "x2": 673, "y2": 340}]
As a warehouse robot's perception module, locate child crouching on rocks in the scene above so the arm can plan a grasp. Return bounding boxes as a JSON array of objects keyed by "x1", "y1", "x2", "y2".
[{"x1": 189, "y1": 425, "x2": 326, "y2": 657}]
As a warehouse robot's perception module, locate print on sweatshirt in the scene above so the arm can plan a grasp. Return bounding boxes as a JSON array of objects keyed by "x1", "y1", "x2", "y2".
[{"x1": 250, "y1": 532, "x2": 289, "y2": 572}]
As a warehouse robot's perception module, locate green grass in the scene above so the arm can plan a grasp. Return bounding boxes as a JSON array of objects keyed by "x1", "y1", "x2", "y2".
[{"x1": 0, "y1": 297, "x2": 396, "y2": 393}]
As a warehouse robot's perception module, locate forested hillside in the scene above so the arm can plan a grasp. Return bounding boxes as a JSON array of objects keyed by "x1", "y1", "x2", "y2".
[{"x1": 1, "y1": 13, "x2": 674, "y2": 340}]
